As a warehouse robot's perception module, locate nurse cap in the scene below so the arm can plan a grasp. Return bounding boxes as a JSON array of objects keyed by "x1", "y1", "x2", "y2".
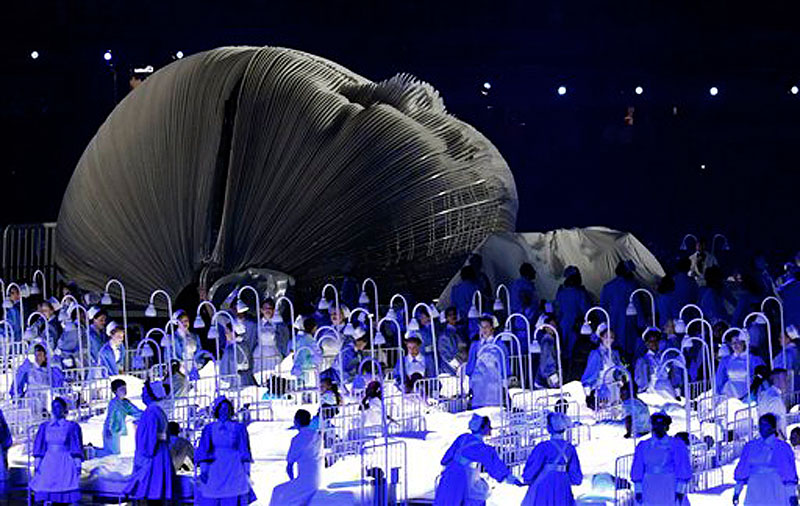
[
  {"x1": 468, "y1": 414, "x2": 489, "y2": 433},
  {"x1": 47, "y1": 296, "x2": 62, "y2": 312},
  {"x1": 87, "y1": 306, "x2": 101, "y2": 320},
  {"x1": 105, "y1": 321, "x2": 121, "y2": 336}
]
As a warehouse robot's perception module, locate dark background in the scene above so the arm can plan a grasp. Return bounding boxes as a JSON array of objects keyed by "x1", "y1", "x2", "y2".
[{"x1": 2, "y1": 0, "x2": 799, "y2": 272}]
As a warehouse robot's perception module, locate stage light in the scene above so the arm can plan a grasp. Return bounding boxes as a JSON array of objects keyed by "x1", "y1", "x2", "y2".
[
  {"x1": 635, "y1": 86, "x2": 643, "y2": 95},
  {"x1": 483, "y1": 82, "x2": 491, "y2": 90},
  {"x1": 175, "y1": 51, "x2": 184, "y2": 59},
  {"x1": 104, "y1": 50, "x2": 113, "y2": 61},
  {"x1": 700, "y1": 164, "x2": 706, "y2": 170},
  {"x1": 30, "y1": 51, "x2": 39, "y2": 60},
  {"x1": 557, "y1": 86, "x2": 567, "y2": 96},
  {"x1": 709, "y1": 86, "x2": 718, "y2": 96},
  {"x1": 791, "y1": 86, "x2": 799, "y2": 95}
]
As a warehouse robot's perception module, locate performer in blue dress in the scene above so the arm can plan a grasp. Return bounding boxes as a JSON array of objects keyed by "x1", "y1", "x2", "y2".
[
  {"x1": 30, "y1": 397, "x2": 83, "y2": 505},
  {"x1": 521, "y1": 412, "x2": 583, "y2": 505},
  {"x1": 99, "y1": 379, "x2": 143, "y2": 456},
  {"x1": 196, "y1": 396, "x2": 256, "y2": 505}
]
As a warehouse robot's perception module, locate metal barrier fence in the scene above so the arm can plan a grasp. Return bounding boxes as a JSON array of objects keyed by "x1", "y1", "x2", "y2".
[
  {"x1": 360, "y1": 438, "x2": 408, "y2": 506},
  {"x1": 614, "y1": 453, "x2": 635, "y2": 506},
  {"x1": 2, "y1": 223, "x2": 58, "y2": 297},
  {"x1": 411, "y1": 374, "x2": 468, "y2": 414}
]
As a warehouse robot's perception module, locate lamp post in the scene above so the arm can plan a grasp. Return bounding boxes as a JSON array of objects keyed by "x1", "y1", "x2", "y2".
[
  {"x1": 686, "y1": 317, "x2": 715, "y2": 385},
  {"x1": 411, "y1": 303, "x2": 440, "y2": 378},
  {"x1": 494, "y1": 284, "x2": 511, "y2": 321},
  {"x1": 147, "y1": 289, "x2": 176, "y2": 385},
  {"x1": 316, "y1": 332, "x2": 346, "y2": 392},
  {"x1": 144, "y1": 328, "x2": 173, "y2": 399},
  {"x1": 581, "y1": 306, "x2": 612, "y2": 337},
  {"x1": 659, "y1": 357, "x2": 691, "y2": 435},
  {"x1": 601, "y1": 365, "x2": 637, "y2": 452},
  {"x1": 492, "y1": 331, "x2": 527, "y2": 393},
  {"x1": 535, "y1": 323, "x2": 564, "y2": 401},
  {"x1": 103, "y1": 279, "x2": 129, "y2": 369},
  {"x1": 675, "y1": 304, "x2": 704, "y2": 335},
  {"x1": 31, "y1": 269, "x2": 47, "y2": 299},
  {"x1": 627, "y1": 288, "x2": 656, "y2": 328},
  {"x1": 388, "y1": 294, "x2": 410, "y2": 331},
  {"x1": 711, "y1": 234, "x2": 730, "y2": 256},
  {"x1": 761, "y1": 296, "x2": 785, "y2": 365},
  {"x1": 360, "y1": 278, "x2": 380, "y2": 322},
  {"x1": 469, "y1": 290, "x2": 483, "y2": 319},
  {"x1": 274, "y1": 296, "x2": 297, "y2": 367},
  {"x1": 377, "y1": 316, "x2": 403, "y2": 379},
  {"x1": 209, "y1": 310, "x2": 238, "y2": 393},
  {"x1": 319, "y1": 283, "x2": 340, "y2": 317},
  {"x1": 743, "y1": 312, "x2": 772, "y2": 369},
  {"x1": 67, "y1": 303, "x2": 88, "y2": 370},
  {"x1": 679, "y1": 234, "x2": 698, "y2": 252},
  {"x1": 506, "y1": 313, "x2": 535, "y2": 389}
]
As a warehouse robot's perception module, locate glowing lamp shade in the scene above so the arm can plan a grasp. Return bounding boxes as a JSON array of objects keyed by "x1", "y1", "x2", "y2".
[
  {"x1": 755, "y1": 313, "x2": 768, "y2": 325},
  {"x1": 30, "y1": 51, "x2": 39, "y2": 60},
  {"x1": 429, "y1": 306, "x2": 440, "y2": 319},
  {"x1": 358, "y1": 291, "x2": 370, "y2": 305},
  {"x1": 101, "y1": 292, "x2": 112, "y2": 305},
  {"x1": 175, "y1": 51, "x2": 184, "y2": 59},
  {"x1": 104, "y1": 51, "x2": 112, "y2": 61},
  {"x1": 343, "y1": 323, "x2": 355, "y2": 336},
  {"x1": 20, "y1": 284, "x2": 30, "y2": 298},
  {"x1": 271, "y1": 312, "x2": 284, "y2": 324},
  {"x1": 374, "y1": 331, "x2": 386, "y2": 345},
  {"x1": 467, "y1": 305, "x2": 480, "y2": 319},
  {"x1": 439, "y1": 311, "x2": 447, "y2": 324},
  {"x1": 791, "y1": 86, "x2": 799, "y2": 95},
  {"x1": 407, "y1": 318, "x2": 420, "y2": 332},
  {"x1": 718, "y1": 344, "x2": 730, "y2": 358},
  {"x1": 3, "y1": 299, "x2": 13, "y2": 310},
  {"x1": 788, "y1": 325, "x2": 799, "y2": 340},
  {"x1": 493, "y1": 298, "x2": 504, "y2": 312},
  {"x1": 193, "y1": 314, "x2": 205, "y2": 329},
  {"x1": 317, "y1": 298, "x2": 329, "y2": 311},
  {"x1": 145, "y1": 304, "x2": 157, "y2": 317},
  {"x1": 530, "y1": 339, "x2": 541, "y2": 354},
  {"x1": 30, "y1": 283, "x2": 41, "y2": 295},
  {"x1": 709, "y1": 86, "x2": 718, "y2": 96},
  {"x1": 580, "y1": 322, "x2": 593, "y2": 336},
  {"x1": 207, "y1": 326, "x2": 220, "y2": 340},
  {"x1": 680, "y1": 338, "x2": 692, "y2": 349},
  {"x1": 635, "y1": 86, "x2": 643, "y2": 95},
  {"x1": 674, "y1": 319, "x2": 686, "y2": 334},
  {"x1": 626, "y1": 302, "x2": 638, "y2": 316},
  {"x1": 386, "y1": 308, "x2": 398, "y2": 321},
  {"x1": 236, "y1": 299, "x2": 249, "y2": 314},
  {"x1": 24, "y1": 327, "x2": 37, "y2": 341},
  {"x1": 233, "y1": 322, "x2": 246, "y2": 335}
]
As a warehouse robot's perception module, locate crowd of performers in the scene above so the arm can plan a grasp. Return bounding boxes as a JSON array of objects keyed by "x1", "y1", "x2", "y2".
[{"x1": 0, "y1": 239, "x2": 799, "y2": 504}]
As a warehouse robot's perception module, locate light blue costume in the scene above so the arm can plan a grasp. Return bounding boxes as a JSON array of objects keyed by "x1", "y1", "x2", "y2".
[
  {"x1": 581, "y1": 346, "x2": 623, "y2": 403},
  {"x1": 716, "y1": 352, "x2": 765, "y2": 399},
  {"x1": 100, "y1": 397, "x2": 143, "y2": 455},
  {"x1": 521, "y1": 437, "x2": 583, "y2": 506},
  {"x1": 780, "y1": 279, "x2": 800, "y2": 329},
  {"x1": 774, "y1": 342, "x2": 800, "y2": 381},
  {"x1": 601, "y1": 275, "x2": 640, "y2": 359},
  {"x1": 673, "y1": 272, "x2": 699, "y2": 310},
  {"x1": 330, "y1": 341, "x2": 366, "y2": 383},
  {"x1": 451, "y1": 280, "x2": 480, "y2": 320},
  {"x1": 657, "y1": 291, "x2": 681, "y2": 327},
  {"x1": 11, "y1": 359, "x2": 65, "y2": 397},
  {"x1": 393, "y1": 352, "x2": 435, "y2": 386},
  {"x1": 220, "y1": 341, "x2": 256, "y2": 387},
  {"x1": 32, "y1": 316, "x2": 61, "y2": 348},
  {"x1": 535, "y1": 333, "x2": 559, "y2": 388},
  {"x1": 95, "y1": 342, "x2": 125, "y2": 377},
  {"x1": 555, "y1": 286, "x2": 591, "y2": 358},
  {"x1": 466, "y1": 339, "x2": 508, "y2": 408},
  {"x1": 622, "y1": 398, "x2": 651, "y2": 436},
  {"x1": 634, "y1": 350, "x2": 679, "y2": 396},
  {"x1": 3, "y1": 302, "x2": 22, "y2": 342},
  {"x1": 630, "y1": 435, "x2": 692, "y2": 505},
  {"x1": 699, "y1": 287, "x2": 734, "y2": 323},
  {"x1": 510, "y1": 277, "x2": 538, "y2": 315},
  {"x1": 433, "y1": 432, "x2": 511, "y2": 506},
  {"x1": 287, "y1": 332, "x2": 320, "y2": 384},
  {"x1": 87, "y1": 325, "x2": 105, "y2": 363},
  {"x1": 734, "y1": 435, "x2": 798, "y2": 505},
  {"x1": 434, "y1": 325, "x2": 459, "y2": 374}
]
